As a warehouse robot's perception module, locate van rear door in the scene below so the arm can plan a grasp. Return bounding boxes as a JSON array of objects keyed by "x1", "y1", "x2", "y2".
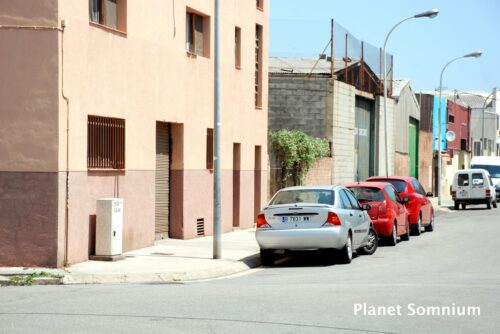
[
  {"x1": 456, "y1": 172, "x2": 470, "y2": 199},
  {"x1": 470, "y1": 172, "x2": 487, "y2": 199}
]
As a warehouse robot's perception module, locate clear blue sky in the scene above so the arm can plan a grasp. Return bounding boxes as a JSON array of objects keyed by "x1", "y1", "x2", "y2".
[{"x1": 270, "y1": 0, "x2": 499, "y2": 93}]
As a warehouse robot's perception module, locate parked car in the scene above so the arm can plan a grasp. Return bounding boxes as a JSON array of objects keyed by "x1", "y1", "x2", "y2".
[
  {"x1": 345, "y1": 182, "x2": 410, "y2": 246},
  {"x1": 255, "y1": 185, "x2": 378, "y2": 265},
  {"x1": 451, "y1": 169, "x2": 497, "y2": 210},
  {"x1": 470, "y1": 156, "x2": 500, "y2": 202},
  {"x1": 365, "y1": 176, "x2": 434, "y2": 235}
]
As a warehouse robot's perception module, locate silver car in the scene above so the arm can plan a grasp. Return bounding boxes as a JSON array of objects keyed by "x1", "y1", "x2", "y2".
[{"x1": 255, "y1": 185, "x2": 377, "y2": 265}]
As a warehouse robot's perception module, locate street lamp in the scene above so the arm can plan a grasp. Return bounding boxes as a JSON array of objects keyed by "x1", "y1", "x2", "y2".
[
  {"x1": 437, "y1": 51, "x2": 482, "y2": 205},
  {"x1": 382, "y1": 9, "x2": 439, "y2": 177}
]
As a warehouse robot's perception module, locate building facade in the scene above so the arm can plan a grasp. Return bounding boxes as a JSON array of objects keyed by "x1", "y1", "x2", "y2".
[
  {"x1": 0, "y1": 0, "x2": 269, "y2": 267},
  {"x1": 268, "y1": 57, "x2": 395, "y2": 189}
]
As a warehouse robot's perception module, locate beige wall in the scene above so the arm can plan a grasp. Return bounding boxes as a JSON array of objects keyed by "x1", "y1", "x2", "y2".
[{"x1": 1, "y1": 1, "x2": 268, "y2": 267}]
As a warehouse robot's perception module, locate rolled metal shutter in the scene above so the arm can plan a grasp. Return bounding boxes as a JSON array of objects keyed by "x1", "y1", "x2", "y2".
[{"x1": 155, "y1": 122, "x2": 170, "y2": 238}]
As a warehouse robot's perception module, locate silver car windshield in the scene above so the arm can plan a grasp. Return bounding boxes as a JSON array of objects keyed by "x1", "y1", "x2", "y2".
[{"x1": 270, "y1": 190, "x2": 335, "y2": 206}]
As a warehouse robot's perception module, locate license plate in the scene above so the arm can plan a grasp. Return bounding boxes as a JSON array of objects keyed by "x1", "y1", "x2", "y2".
[{"x1": 281, "y1": 216, "x2": 310, "y2": 223}]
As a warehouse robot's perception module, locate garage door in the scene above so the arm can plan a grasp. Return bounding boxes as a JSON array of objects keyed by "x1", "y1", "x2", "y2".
[
  {"x1": 355, "y1": 97, "x2": 375, "y2": 181},
  {"x1": 155, "y1": 122, "x2": 170, "y2": 239}
]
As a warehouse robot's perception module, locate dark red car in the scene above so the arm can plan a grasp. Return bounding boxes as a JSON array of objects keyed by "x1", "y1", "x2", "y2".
[
  {"x1": 345, "y1": 182, "x2": 410, "y2": 245},
  {"x1": 366, "y1": 176, "x2": 434, "y2": 235}
]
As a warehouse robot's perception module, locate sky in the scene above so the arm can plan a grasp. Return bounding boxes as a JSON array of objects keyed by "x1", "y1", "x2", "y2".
[{"x1": 270, "y1": 0, "x2": 499, "y2": 93}]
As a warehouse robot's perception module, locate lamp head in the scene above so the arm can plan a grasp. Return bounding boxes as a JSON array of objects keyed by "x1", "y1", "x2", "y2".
[
  {"x1": 414, "y1": 9, "x2": 439, "y2": 19},
  {"x1": 464, "y1": 51, "x2": 482, "y2": 58}
]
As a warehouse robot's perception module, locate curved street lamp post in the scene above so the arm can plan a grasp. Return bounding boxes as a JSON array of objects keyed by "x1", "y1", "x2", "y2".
[
  {"x1": 437, "y1": 51, "x2": 482, "y2": 205},
  {"x1": 382, "y1": 9, "x2": 439, "y2": 177}
]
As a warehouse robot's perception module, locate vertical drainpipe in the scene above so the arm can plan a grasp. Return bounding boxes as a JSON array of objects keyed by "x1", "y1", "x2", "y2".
[{"x1": 61, "y1": 21, "x2": 71, "y2": 267}]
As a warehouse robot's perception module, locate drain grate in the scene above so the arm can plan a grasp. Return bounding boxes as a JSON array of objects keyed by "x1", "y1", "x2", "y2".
[{"x1": 196, "y1": 218, "x2": 205, "y2": 236}]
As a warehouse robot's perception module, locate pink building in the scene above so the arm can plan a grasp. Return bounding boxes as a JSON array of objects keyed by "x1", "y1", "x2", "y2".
[{"x1": 0, "y1": 0, "x2": 269, "y2": 267}]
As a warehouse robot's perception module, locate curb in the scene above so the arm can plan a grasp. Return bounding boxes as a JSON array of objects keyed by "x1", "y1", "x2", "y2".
[{"x1": 63, "y1": 253, "x2": 261, "y2": 285}]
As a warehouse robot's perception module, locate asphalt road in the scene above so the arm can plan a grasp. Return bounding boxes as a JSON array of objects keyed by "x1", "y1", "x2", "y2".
[{"x1": 1, "y1": 206, "x2": 499, "y2": 334}]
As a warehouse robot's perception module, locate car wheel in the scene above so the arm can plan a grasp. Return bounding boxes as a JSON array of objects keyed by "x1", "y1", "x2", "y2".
[
  {"x1": 401, "y1": 220, "x2": 411, "y2": 241},
  {"x1": 260, "y1": 249, "x2": 275, "y2": 266},
  {"x1": 424, "y1": 211, "x2": 434, "y2": 232},
  {"x1": 487, "y1": 200, "x2": 492, "y2": 210},
  {"x1": 493, "y1": 200, "x2": 497, "y2": 209},
  {"x1": 454, "y1": 202, "x2": 459, "y2": 210},
  {"x1": 461, "y1": 203, "x2": 466, "y2": 210},
  {"x1": 411, "y1": 215, "x2": 422, "y2": 236},
  {"x1": 359, "y1": 228, "x2": 378, "y2": 255},
  {"x1": 385, "y1": 222, "x2": 397, "y2": 246},
  {"x1": 337, "y1": 234, "x2": 353, "y2": 264}
]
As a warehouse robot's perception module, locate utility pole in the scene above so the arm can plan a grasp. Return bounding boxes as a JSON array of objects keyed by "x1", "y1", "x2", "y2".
[{"x1": 213, "y1": 0, "x2": 221, "y2": 259}]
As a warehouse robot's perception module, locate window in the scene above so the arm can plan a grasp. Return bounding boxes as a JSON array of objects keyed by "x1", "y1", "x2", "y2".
[
  {"x1": 461, "y1": 139, "x2": 467, "y2": 151},
  {"x1": 89, "y1": 0, "x2": 127, "y2": 32},
  {"x1": 206, "y1": 128, "x2": 214, "y2": 170},
  {"x1": 471, "y1": 173, "x2": 484, "y2": 186},
  {"x1": 448, "y1": 114, "x2": 455, "y2": 123},
  {"x1": 87, "y1": 115, "x2": 125, "y2": 169},
  {"x1": 349, "y1": 187, "x2": 385, "y2": 202},
  {"x1": 235, "y1": 27, "x2": 241, "y2": 69},
  {"x1": 344, "y1": 190, "x2": 361, "y2": 210},
  {"x1": 186, "y1": 10, "x2": 209, "y2": 57},
  {"x1": 411, "y1": 179, "x2": 426, "y2": 195},
  {"x1": 339, "y1": 190, "x2": 353, "y2": 209},
  {"x1": 367, "y1": 179, "x2": 407, "y2": 193},
  {"x1": 256, "y1": 0, "x2": 264, "y2": 10},
  {"x1": 473, "y1": 141, "x2": 481, "y2": 156},
  {"x1": 384, "y1": 186, "x2": 398, "y2": 203},
  {"x1": 269, "y1": 190, "x2": 334, "y2": 205},
  {"x1": 458, "y1": 173, "x2": 469, "y2": 186},
  {"x1": 255, "y1": 24, "x2": 263, "y2": 107}
]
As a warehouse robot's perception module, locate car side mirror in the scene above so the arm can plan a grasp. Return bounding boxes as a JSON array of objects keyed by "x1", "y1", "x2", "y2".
[
  {"x1": 426, "y1": 192, "x2": 433, "y2": 197},
  {"x1": 362, "y1": 204, "x2": 372, "y2": 211}
]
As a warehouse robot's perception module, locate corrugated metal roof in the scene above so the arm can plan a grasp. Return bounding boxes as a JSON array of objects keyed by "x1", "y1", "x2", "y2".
[
  {"x1": 269, "y1": 56, "x2": 360, "y2": 75},
  {"x1": 391, "y1": 79, "x2": 409, "y2": 97}
]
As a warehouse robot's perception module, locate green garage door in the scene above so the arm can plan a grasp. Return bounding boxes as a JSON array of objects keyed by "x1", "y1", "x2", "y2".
[{"x1": 409, "y1": 118, "x2": 419, "y2": 178}]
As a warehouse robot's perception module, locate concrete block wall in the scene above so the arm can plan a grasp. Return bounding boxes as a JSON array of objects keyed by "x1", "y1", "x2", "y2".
[
  {"x1": 269, "y1": 76, "x2": 329, "y2": 138},
  {"x1": 330, "y1": 80, "x2": 356, "y2": 184}
]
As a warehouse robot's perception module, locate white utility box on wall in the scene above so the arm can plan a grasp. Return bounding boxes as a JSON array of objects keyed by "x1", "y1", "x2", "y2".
[{"x1": 96, "y1": 198, "x2": 123, "y2": 256}]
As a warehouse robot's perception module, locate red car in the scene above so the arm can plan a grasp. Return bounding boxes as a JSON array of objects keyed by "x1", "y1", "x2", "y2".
[
  {"x1": 345, "y1": 182, "x2": 410, "y2": 245},
  {"x1": 366, "y1": 176, "x2": 434, "y2": 235}
]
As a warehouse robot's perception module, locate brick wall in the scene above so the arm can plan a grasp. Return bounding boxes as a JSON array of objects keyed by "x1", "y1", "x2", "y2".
[{"x1": 304, "y1": 157, "x2": 333, "y2": 185}]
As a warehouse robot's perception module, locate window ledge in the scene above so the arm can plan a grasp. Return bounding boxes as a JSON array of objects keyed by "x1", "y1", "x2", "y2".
[
  {"x1": 255, "y1": 106, "x2": 263, "y2": 110},
  {"x1": 257, "y1": 7, "x2": 264, "y2": 12},
  {"x1": 235, "y1": 65, "x2": 241, "y2": 70},
  {"x1": 89, "y1": 21, "x2": 127, "y2": 37},
  {"x1": 186, "y1": 51, "x2": 198, "y2": 59},
  {"x1": 88, "y1": 168, "x2": 126, "y2": 172}
]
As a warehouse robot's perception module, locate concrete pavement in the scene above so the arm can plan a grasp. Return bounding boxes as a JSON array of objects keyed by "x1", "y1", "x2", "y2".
[
  {"x1": 0, "y1": 197, "x2": 453, "y2": 286},
  {"x1": 0, "y1": 229, "x2": 261, "y2": 285}
]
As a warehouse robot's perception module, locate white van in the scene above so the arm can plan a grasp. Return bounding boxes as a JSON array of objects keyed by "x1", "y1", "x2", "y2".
[
  {"x1": 451, "y1": 169, "x2": 497, "y2": 210},
  {"x1": 470, "y1": 156, "x2": 500, "y2": 201}
]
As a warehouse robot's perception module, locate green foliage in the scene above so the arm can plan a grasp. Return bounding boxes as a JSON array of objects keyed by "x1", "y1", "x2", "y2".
[
  {"x1": 269, "y1": 130, "x2": 330, "y2": 187},
  {"x1": 8, "y1": 272, "x2": 63, "y2": 286}
]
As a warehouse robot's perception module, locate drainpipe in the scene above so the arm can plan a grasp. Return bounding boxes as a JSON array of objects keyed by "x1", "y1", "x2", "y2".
[{"x1": 1, "y1": 22, "x2": 70, "y2": 267}]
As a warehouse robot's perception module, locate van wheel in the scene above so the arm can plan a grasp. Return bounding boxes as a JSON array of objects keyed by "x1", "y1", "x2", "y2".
[
  {"x1": 454, "y1": 202, "x2": 459, "y2": 210},
  {"x1": 461, "y1": 203, "x2": 466, "y2": 210}
]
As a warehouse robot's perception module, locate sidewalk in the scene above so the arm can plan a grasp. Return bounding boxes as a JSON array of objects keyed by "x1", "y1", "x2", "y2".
[
  {"x1": 429, "y1": 195, "x2": 454, "y2": 212},
  {"x1": 0, "y1": 229, "x2": 261, "y2": 285}
]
